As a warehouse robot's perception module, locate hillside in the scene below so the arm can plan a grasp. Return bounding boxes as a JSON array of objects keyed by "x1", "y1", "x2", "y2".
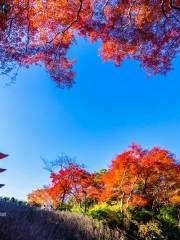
[{"x1": 0, "y1": 199, "x2": 126, "y2": 240}]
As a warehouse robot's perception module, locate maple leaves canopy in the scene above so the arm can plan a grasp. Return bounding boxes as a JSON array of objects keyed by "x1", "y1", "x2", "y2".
[
  {"x1": 49, "y1": 162, "x2": 96, "y2": 208},
  {"x1": 27, "y1": 187, "x2": 57, "y2": 208},
  {"x1": 28, "y1": 145, "x2": 180, "y2": 211},
  {"x1": 100, "y1": 144, "x2": 180, "y2": 211},
  {"x1": 0, "y1": 0, "x2": 179, "y2": 87}
]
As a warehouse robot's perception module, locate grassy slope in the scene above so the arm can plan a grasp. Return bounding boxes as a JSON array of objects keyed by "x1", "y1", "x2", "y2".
[{"x1": 0, "y1": 200, "x2": 126, "y2": 240}]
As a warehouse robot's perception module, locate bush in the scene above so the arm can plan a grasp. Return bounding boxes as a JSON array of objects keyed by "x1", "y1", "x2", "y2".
[
  {"x1": 88, "y1": 203, "x2": 123, "y2": 228},
  {"x1": 138, "y1": 220, "x2": 163, "y2": 240},
  {"x1": 126, "y1": 205, "x2": 180, "y2": 240},
  {"x1": 157, "y1": 205, "x2": 180, "y2": 239},
  {"x1": 71, "y1": 204, "x2": 84, "y2": 214},
  {"x1": 128, "y1": 207, "x2": 154, "y2": 223}
]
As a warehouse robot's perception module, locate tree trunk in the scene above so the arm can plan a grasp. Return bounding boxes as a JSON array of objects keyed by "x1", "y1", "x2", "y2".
[
  {"x1": 126, "y1": 191, "x2": 132, "y2": 209},
  {"x1": 84, "y1": 191, "x2": 87, "y2": 213},
  {"x1": 60, "y1": 192, "x2": 66, "y2": 211},
  {"x1": 120, "y1": 192, "x2": 125, "y2": 213}
]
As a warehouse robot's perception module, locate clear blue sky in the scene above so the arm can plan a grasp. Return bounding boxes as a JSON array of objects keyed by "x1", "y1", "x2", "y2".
[{"x1": 0, "y1": 38, "x2": 180, "y2": 200}]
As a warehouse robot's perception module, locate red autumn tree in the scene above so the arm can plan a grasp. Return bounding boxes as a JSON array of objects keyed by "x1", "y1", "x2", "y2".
[
  {"x1": 139, "y1": 146, "x2": 180, "y2": 209},
  {"x1": 100, "y1": 144, "x2": 180, "y2": 212},
  {"x1": 0, "y1": 0, "x2": 179, "y2": 87},
  {"x1": 50, "y1": 162, "x2": 92, "y2": 209},
  {"x1": 84, "y1": 170, "x2": 105, "y2": 204}
]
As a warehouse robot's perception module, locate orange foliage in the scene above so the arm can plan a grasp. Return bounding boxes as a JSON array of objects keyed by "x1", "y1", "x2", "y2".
[
  {"x1": 28, "y1": 187, "x2": 57, "y2": 208},
  {"x1": 100, "y1": 144, "x2": 180, "y2": 211},
  {"x1": 129, "y1": 194, "x2": 148, "y2": 207},
  {"x1": 27, "y1": 145, "x2": 179, "y2": 211},
  {"x1": 0, "y1": 0, "x2": 179, "y2": 87}
]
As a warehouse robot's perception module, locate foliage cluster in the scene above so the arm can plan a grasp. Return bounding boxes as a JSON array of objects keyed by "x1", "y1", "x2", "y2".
[
  {"x1": 29, "y1": 144, "x2": 180, "y2": 211},
  {"x1": 0, "y1": 0, "x2": 179, "y2": 87},
  {"x1": 28, "y1": 144, "x2": 180, "y2": 239},
  {"x1": 85, "y1": 204, "x2": 180, "y2": 239}
]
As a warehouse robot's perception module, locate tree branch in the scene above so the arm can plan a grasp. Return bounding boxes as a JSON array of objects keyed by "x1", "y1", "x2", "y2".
[
  {"x1": 25, "y1": 1, "x2": 31, "y2": 53},
  {"x1": 161, "y1": 0, "x2": 168, "y2": 18},
  {"x1": 169, "y1": 0, "x2": 180, "y2": 11},
  {"x1": 48, "y1": 0, "x2": 83, "y2": 44},
  {"x1": 122, "y1": 0, "x2": 136, "y2": 27}
]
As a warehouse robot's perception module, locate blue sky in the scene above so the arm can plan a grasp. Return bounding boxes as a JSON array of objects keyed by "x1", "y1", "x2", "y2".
[{"x1": 0, "y1": 38, "x2": 180, "y2": 200}]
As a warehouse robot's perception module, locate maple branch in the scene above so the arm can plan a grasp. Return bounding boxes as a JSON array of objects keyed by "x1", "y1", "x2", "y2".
[
  {"x1": 7, "y1": 2, "x2": 30, "y2": 21},
  {"x1": 102, "y1": 0, "x2": 109, "y2": 10},
  {"x1": 169, "y1": 0, "x2": 180, "y2": 11},
  {"x1": 7, "y1": 2, "x2": 30, "y2": 38},
  {"x1": 161, "y1": 0, "x2": 180, "y2": 18},
  {"x1": 161, "y1": 0, "x2": 168, "y2": 18},
  {"x1": 120, "y1": 170, "x2": 126, "y2": 187},
  {"x1": 120, "y1": 192, "x2": 125, "y2": 213},
  {"x1": 127, "y1": 4, "x2": 133, "y2": 25},
  {"x1": 122, "y1": 0, "x2": 136, "y2": 27},
  {"x1": 47, "y1": 0, "x2": 83, "y2": 44},
  {"x1": 160, "y1": 0, "x2": 180, "y2": 23},
  {"x1": 25, "y1": 0, "x2": 31, "y2": 53},
  {"x1": 126, "y1": 179, "x2": 137, "y2": 209}
]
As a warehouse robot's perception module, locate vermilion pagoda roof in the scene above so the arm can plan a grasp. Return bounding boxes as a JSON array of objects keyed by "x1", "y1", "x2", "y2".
[{"x1": 0, "y1": 153, "x2": 8, "y2": 159}]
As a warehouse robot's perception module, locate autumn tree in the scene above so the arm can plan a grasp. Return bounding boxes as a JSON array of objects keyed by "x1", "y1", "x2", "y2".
[
  {"x1": 43, "y1": 154, "x2": 103, "y2": 211},
  {"x1": 139, "y1": 147, "x2": 180, "y2": 210},
  {"x1": 0, "y1": 0, "x2": 179, "y2": 87},
  {"x1": 100, "y1": 144, "x2": 144, "y2": 212},
  {"x1": 43, "y1": 155, "x2": 91, "y2": 209},
  {"x1": 50, "y1": 162, "x2": 93, "y2": 210},
  {"x1": 100, "y1": 144, "x2": 180, "y2": 212},
  {"x1": 28, "y1": 187, "x2": 57, "y2": 208},
  {"x1": 85, "y1": 169, "x2": 106, "y2": 205},
  {"x1": 27, "y1": 146, "x2": 179, "y2": 214}
]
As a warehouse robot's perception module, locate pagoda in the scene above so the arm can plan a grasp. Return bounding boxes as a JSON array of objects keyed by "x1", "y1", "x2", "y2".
[{"x1": 0, "y1": 152, "x2": 7, "y2": 188}]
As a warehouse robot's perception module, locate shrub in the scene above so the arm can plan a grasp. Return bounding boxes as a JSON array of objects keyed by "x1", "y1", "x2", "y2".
[
  {"x1": 157, "y1": 205, "x2": 180, "y2": 239},
  {"x1": 71, "y1": 204, "x2": 84, "y2": 214},
  {"x1": 126, "y1": 206, "x2": 180, "y2": 240},
  {"x1": 128, "y1": 207, "x2": 154, "y2": 223},
  {"x1": 88, "y1": 203, "x2": 123, "y2": 228},
  {"x1": 138, "y1": 220, "x2": 164, "y2": 240}
]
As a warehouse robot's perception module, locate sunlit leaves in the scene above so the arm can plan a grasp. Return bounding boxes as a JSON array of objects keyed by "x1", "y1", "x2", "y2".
[
  {"x1": 0, "y1": 0, "x2": 179, "y2": 87},
  {"x1": 100, "y1": 144, "x2": 180, "y2": 211},
  {"x1": 28, "y1": 188, "x2": 57, "y2": 208},
  {"x1": 28, "y1": 145, "x2": 179, "y2": 210}
]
